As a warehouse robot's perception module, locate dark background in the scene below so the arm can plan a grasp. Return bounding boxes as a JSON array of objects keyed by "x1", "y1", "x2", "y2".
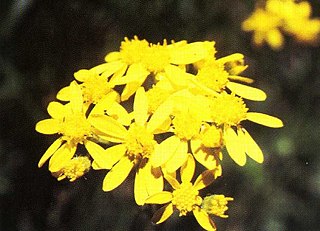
[{"x1": 1, "y1": 0, "x2": 320, "y2": 230}]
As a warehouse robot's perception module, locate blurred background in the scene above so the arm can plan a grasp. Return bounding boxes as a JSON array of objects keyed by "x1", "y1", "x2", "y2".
[{"x1": 0, "y1": 0, "x2": 320, "y2": 230}]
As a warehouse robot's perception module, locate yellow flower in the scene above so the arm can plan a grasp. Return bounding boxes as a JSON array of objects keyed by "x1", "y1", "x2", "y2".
[
  {"x1": 101, "y1": 36, "x2": 216, "y2": 100},
  {"x1": 90, "y1": 87, "x2": 173, "y2": 205},
  {"x1": 167, "y1": 53, "x2": 267, "y2": 102},
  {"x1": 54, "y1": 156, "x2": 91, "y2": 182},
  {"x1": 242, "y1": 8, "x2": 283, "y2": 50},
  {"x1": 57, "y1": 69, "x2": 119, "y2": 105},
  {"x1": 205, "y1": 92, "x2": 284, "y2": 166},
  {"x1": 35, "y1": 82, "x2": 110, "y2": 173},
  {"x1": 201, "y1": 195, "x2": 233, "y2": 218},
  {"x1": 150, "y1": 90, "x2": 216, "y2": 173},
  {"x1": 145, "y1": 154, "x2": 222, "y2": 231}
]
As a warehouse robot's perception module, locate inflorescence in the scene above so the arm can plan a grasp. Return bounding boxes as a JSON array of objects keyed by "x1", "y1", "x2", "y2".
[{"x1": 36, "y1": 36, "x2": 283, "y2": 230}]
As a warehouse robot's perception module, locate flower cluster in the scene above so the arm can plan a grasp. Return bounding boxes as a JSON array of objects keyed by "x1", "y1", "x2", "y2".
[
  {"x1": 242, "y1": 0, "x2": 320, "y2": 50},
  {"x1": 36, "y1": 36, "x2": 283, "y2": 230}
]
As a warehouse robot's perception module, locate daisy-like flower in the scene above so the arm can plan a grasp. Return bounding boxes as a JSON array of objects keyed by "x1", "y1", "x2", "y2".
[
  {"x1": 35, "y1": 81, "x2": 110, "y2": 173},
  {"x1": 145, "y1": 154, "x2": 224, "y2": 231},
  {"x1": 242, "y1": 8, "x2": 284, "y2": 50},
  {"x1": 197, "y1": 58, "x2": 266, "y2": 101},
  {"x1": 150, "y1": 89, "x2": 218, "y2": 173},
  {"x1": 99, "y1": 36, "x2": 215, "y2": 101},
  {"x1": 57, "y1": 68, "x2": 119, "y2": 106},
  {"x1": 90, "y1": 87, "x2": 173, "y2": 205},
  {"x1": 208, "y1": 92, "x2": 283, "y2": 166}
]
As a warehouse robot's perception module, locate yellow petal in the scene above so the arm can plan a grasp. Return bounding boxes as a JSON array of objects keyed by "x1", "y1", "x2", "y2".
[
  {"x1": 38, "y1": 138, "x2": 63, "y2": 167},
  {"x1": 89, "y1": 92, "x2": 120, "y2": 115},
  {"x1": 241, "y1": 128, "x2": 264, "y2": 163},
  {"x1": 194, "y1": 169, "x2": 219, "y2": 191},
  {"x1": 133, "y1": 87, "x2": 148, "y2": 126},
  {"x1": 49, "y1": 143, "x2": 76, "y2": 172},
  {"x1": 56, "y1": 86, "x2": 73, "y2": 101},
  {"x1": 106, "y1": 102, "x2": 131, "y2": 126},
  {"x1": 35, "y1": 119, "x2": 60, "y2": 134},
  {"x1": 134, "y1": 162, "x2": 149, "y2": 206},
  {"x1": 193, "y1": 208, "x2": 217, "y2": 231},
  {"x1": 116, "y1": 63, "x2": 149, "y2": 100},
  {"x1": 246, "y1": 112, "x2": 283, "y2": 128},
  {"x1": 85, "y1": 140, "x2": 108, "y2": 168},
  {"x1": 121, "y1": 81, "x2": 144, "y2": 101},
  {"x1": 180, "y1": 154, "x2": 195, "y2": 183},
  {"x1": 164, "y1": 65, "x2": 193, "y2": 88},
  {"x1": 226, "y1": 82, "x2": 267, "y2": 101},
  {"x1": 191, "y1": 139, "x2": 220, "y2": 170},
  {"x1": 68, "y1": 81, "x2": 84, "y2": 112},
  {"x1": 164, "y1": 141, "x2": 188, "y2": 173},
  {"x1": 267, "y1": 29, "x2": 283, "y2": 50},
  {"x1": 147, "y1": 100, "x2": 173, "y2": 133},
  {"x1": 104, "y1": 51, "x2": 121, "y2": 62},
  {"x1": 90, "y1": 61, "x2": 124, "y2": 77},
  {"x1": 224, "y1": 127, "x2": 246, "y2": 166},
  {"x1": 164, "y1": 173, "x2": 181, "y2": 190},
  {"x1": 145, "y1": 192, "x2": 173, "y2": 204},
  {"x1": 228, "y1": 75, "x2": 253, "y2": 84},
  {"x1": 170, "y1": 41, "x2": 214, "y2": 64},
  {"x1": 151, "y1": 136, "x2": 181, "y2": 168},
  {"x1": 73, "y1": 69, "x2": 91, "y2": 82},
  {"x1": 89, "y1": 115, "x2": 128, "y2": 141},
  {"x1": 47, "y1": 101, "x2": 65, "y2": 119},
  {"x1": 151, "y1": 204, "x2": 174, "y2": 224},
  {"x1": 144, "y1": 161, "x2": 163, "y2": 196},
  {"x1": 102, "y1": 156, "x2": 134, "y2": 191},
  {"x1": 92, "y1": 144, "x2": 126, "y2": 170}
]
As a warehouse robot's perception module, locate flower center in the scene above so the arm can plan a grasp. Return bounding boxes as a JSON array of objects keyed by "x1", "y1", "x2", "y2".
[
  {"x1": 60, "y1": 112, "x2": 92, "y2": 144},
  {"x1": 201, "y1": 125, "x2": 222, "y2": 148},
  {"x1": 209, "y1": 93, "x2": 248, "y2": 126},
  {"x1": 196, "y1": 63, "x2": 229, "y2": 92},
  {"x1": 120, "y1": 36, "x2": 149, "y2": 64},
  {"x1": 81, "y1": 76, "x2": 113, "y2": 104},
  {"x1": 172, "y1": 182, "x2": 202, "y2": 216},
  {"x1": 172, "y1": 112, "x2": 202, "y2": 141},
  {"x1": 125, "y1": 123, "x2": 156, "y2": 160},
  {"x1": 142, "y1": 43, "x2": 170, "y2": 73}
]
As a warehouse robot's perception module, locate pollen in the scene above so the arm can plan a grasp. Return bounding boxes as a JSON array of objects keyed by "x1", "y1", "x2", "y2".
[
  {"x1": 209, "y1": 92, "x2": 248, "y2": 126},
  {"x1": 57, "y1": 156, "x2": 91, "y2": 182},
  {"x1": 171, "y1": 182, "x2": 202, "y2": 216},
  {"x1": 201, "y1": 194, "x2": 234, "y2": 218},
  {"x1": 125, "y1": 123, "x2": 156, "y2": 159},
  {"x1": 60, "y1": 113, "x2": 92, "y2": 144}
]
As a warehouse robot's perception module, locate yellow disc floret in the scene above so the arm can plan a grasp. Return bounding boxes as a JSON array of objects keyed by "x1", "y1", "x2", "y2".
[
  {"x1": 120, "y1": 36, "x2": 149, "y2": 64},
  {"x1": 172, "y1": 182, "x2": 202, "y2": 216},
  {"x1": 196, "y1": 62, "x2": 229, "y2": 92},
  {"x1": 209, "y1": 92, "x2": 248, "y2": 126},
  {"x1": 60, "y1": 112, "x2": 92, "y2": 144},
  {"x1": 172, "y1": 112, "x2": 202, "y2": 141},
  {"x1": 125, "y1": 123, "x2": 156, "y2": 160},
  {"x1": 142, "y1": 43, "x2": 170, "y2": 73}
]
